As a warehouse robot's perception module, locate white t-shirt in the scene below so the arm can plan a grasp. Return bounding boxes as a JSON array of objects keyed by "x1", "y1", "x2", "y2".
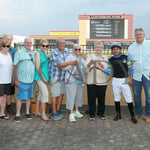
[{"x1": 0, "y1": 52, "x2": 13, "y2": 84}]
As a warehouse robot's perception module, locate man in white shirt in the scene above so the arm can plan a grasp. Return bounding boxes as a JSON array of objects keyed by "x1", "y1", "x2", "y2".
[{"x1": 128, "y1": 28, "x2": 150, "y2": 123}]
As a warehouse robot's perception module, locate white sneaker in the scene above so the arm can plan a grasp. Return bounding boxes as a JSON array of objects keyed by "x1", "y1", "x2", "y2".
[
  {"x1": 74, "y1": 110, "x2": 83, "y2": 118},
  {"x1": 69, "y1": 113, "x2": 76, "y2": 122}
]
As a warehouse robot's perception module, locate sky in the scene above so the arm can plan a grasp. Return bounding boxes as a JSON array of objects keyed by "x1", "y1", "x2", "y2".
[{"x1": 0, "y1": 0, "x2": 150, "y2": 38}]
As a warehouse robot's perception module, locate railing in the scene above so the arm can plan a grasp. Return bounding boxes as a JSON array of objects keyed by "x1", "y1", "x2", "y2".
[{"x1": 15, "y1": 44, "x2": 132, "y2": 56}]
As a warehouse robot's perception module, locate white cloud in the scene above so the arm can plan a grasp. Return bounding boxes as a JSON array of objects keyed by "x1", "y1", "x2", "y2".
[{"x1": 0, "y1": 0, "x2": 150, "y2": 38}]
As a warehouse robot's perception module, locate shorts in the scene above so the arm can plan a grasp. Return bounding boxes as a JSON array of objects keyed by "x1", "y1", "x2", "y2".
[
  {"x1": 51, "y1": 78, "x2": 65, "y2": 97},
  {"x1": 17, "y1": 82, "x2": 34, "y2": 100},
  {"x1": 10, "y1": 84, "x2": 15, "y2": 95},
  {"x1": 0, "y1": 83, "x2": 12, "y2": 96},
  {"x1": 37, "y1": 80, "x2": 49, "y2": 103}
]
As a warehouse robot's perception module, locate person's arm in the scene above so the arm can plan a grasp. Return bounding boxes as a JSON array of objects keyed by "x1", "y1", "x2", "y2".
[
  {"x1": 35, "y1": 52, "x2": 47, "y2": 83},
  {"x1": 84, "y1": 55, "x2": 94, "y2": 71},
  {"x1": 127, "y1": 56, "x2": 133, "y2": 86},
  {"x1": 97, "y1": 60, "x2": 112, "y2": 75},
  {"x1": 128, "y1": 74, "x2": 133, "y2": 86},
  {"x1": 57, "y1": 60, "x2": 79, "y2": 69},
  {"x1": 13, "y1": 51, "x2": 20, "y2": 87}
]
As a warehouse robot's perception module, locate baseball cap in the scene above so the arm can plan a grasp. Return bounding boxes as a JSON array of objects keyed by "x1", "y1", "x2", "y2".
[{"x1": 111, "y1": 42, "x2": 122, "y2": 50}]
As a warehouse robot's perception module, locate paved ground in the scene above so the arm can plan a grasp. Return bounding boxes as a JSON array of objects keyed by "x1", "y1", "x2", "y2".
[{"x1": 0, "y1": 108, "x2": 150, "y2": 150}]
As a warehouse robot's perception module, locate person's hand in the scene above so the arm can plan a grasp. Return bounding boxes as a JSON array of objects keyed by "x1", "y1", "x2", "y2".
[
  {"x1": 96, "y1": 66, "x2": 104, "y2": 72},
  {"x1": 87, "y1": 60, "x2": 94, "y2": 67},
  {"x1": 15, "y1": 81, "x2": 20, "y2": 87},
  {"x1": 128, "y1": 79, "x2": 133, "y2": 86},
  {"x1": 97, "y1": 61, "x2": 104, "y2": 69},
  {"x1": 89, "y1": 67, "x2": 94, "y2": 71},
  {"x1": 44, "y1": 79, "x2": 48, "y2": 84},
  {"x1": 56, "y1": 64, "x2": 61, "y2": 69}
]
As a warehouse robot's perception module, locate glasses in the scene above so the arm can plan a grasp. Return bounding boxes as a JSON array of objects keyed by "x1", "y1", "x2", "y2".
[
  {"x1": 2, "y1": 45, "x2": 10, "y2": 48},
  {"x1": 75, "y1": 48, "x2": 81, "y2": 51},
  {"x1": 42, "y1": 45, "x2": 49, "y2": 48},
  {"x1": 29, "y1": 54, "x2": 33, "y2": 62}
]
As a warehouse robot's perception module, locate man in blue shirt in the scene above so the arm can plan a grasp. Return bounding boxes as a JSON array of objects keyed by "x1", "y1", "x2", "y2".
[
  {"x1": 49, "y1": 38, "x2": 72, "y2": 120},
  {"x1": 14, "y1": 37, "x2": 35, "y2": 122},
  {"x1": 2, "y1": 34, "x2": 17, "y2": 115},
  {"x1": 128, "y1": 28, "x2": 150, "y2": 123}
]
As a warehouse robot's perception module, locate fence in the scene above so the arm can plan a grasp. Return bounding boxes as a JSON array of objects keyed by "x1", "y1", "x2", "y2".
[{"x1": 15, "y1": 43, "x2": 132, "y2": 56}]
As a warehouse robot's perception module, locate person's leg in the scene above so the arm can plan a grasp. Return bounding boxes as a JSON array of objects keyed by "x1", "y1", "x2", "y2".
[
  {"x1": 142, "y1": 75, "x2": 150, "y2": 117},
  {"x1": 0, "y1": 95, "x2": 7, "y2": 116},
  {"x1": 35, "y1": 81, "x2": 42, "y2": 115},
  {"x1": 112, "y1": 78, "x2": 122, "y2": 121},
  {"x1": 121, "y1": 81, "x2": 137, "y2": 123},
  {"x1": 37, "y1": 80, "x2": 49, "y2": 117},
  {"x1": 66, "y1": 82, "x2": 76, "y2": 122},
  {"x1": 57, "y1": 81, "x2": 65, "y2": 112},
  {"x1": 74, "y1": 84, "x2": 84, "y2": 118},
  {"x1": 56, "y1": 94, "x2": 64, "y2": 111},
  {"x1": 127, "y1": 102, "x2": 137, "y2": 124},
  {"x1": 41, "y1": 102, "x2": 49, "y2": 120},
  {"x1": 132, "y1": 79, "x2": 142, "y2": 116},
  {"x1": 16, "y1": 99, "x2": 22, "y2": 116},
  {"x1": 6, "y1": 95, "x2": 11, "y2": 105},
  {"x1": 74, "y1": 84, "x2": 84, "y2": 108},
  {"x1": 51, "y1": 97, "x2": 57, "y2": 113},
  {"x1": 26, "y1": 98, "x2": 31, "y2": 115},
  {"x1": 87, "y1": 84, "x2": 97, "y2": 118},
  {"x1": 51, "y1": 79, "x2": 62, "y2": 113},
  {"x1": 35, "y1": 100, "x2": 41, "y2": 115},
  {"x1": 24, "y1": 98, "x2": 32, "y2": 121},
  {"x1": 66, "y1": 83, "x2": 76, "y2": 111},
  {"x1": 0, "y1": 95, "x2": 9, "y2": 119},
  {"x1": 6, "y1": 84, "x2": 15, "y2": 114},
  {"x1": 41, "y1": 102, "x2": 46, "y2": 115},
  {"x1": 97, "y1": 85, "x2": 107, "y2": 117}
]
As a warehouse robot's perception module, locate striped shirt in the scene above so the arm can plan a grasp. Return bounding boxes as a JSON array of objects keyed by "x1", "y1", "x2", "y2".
[{"x1": 49, "y1": 48, "x2": 70, "y2": 82}]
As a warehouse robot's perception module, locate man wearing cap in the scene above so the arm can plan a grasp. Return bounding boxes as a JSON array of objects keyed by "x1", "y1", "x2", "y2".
[
  {"x1": 98, "y1": 42, "x2": 137, "y2": 124},
  {"x1": 128, "y1": 28, "x2": 150, "y2": 123}
]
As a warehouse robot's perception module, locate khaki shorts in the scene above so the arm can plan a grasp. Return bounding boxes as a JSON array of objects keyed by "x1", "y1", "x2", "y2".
[
  {"x1": 51, "y1": 78, "x2": 65, "y2": 97},
  {"x1": 37, "y1": 80, "x2": 49, "y2": 103}
]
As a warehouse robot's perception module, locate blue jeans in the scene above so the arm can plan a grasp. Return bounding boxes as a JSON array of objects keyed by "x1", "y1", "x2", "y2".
[{"x1": 132, "y1": 75, "x2": 150, "y2": 117}]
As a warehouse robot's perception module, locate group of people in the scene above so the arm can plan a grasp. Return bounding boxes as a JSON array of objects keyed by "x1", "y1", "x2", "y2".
[{"x1": 0, "y1": 27, "x2": 150, "y2": 123}]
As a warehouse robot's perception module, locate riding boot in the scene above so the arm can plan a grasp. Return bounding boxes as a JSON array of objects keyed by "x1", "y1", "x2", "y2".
[
  {"x1": 128, "y1": 102, "x2": 137, "y2": 124},
  {"x1": 113, "y1": 102, "x2": 121, "y2": 121}
]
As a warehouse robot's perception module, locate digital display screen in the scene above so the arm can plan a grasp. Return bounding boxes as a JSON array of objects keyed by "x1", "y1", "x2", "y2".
[{"x1": 90, "y1": 19, "x2": 124, "y2": 39}]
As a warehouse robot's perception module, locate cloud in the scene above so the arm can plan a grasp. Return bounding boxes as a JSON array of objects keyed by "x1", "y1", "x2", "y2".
[{"x1": 0, "y1": 0, "x2": 150, "y2": 38}]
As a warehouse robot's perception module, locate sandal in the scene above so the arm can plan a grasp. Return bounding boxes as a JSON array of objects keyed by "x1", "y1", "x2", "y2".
[
  {"x1": 35, "y1": 112, "x2": 41, "y2": 117},
  {"x1": 0, "y1": 114, "x2": 9, "y2": 120},
  {"x1": 42, "y1": 115, "x2": 49, "y2": 121}
]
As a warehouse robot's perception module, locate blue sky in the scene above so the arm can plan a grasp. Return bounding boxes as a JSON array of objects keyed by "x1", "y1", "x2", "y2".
[{"x1": 0, "y1": 0, "x2": 150, "y2": 38}]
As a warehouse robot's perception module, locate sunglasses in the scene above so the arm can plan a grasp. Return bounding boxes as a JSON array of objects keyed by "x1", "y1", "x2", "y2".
[
  {"x1": 42, "y1": 45, "x2": 49, "y2": 48},
  {"x1": 75, "y1": 48, "x2": 81, "y2": 51},
  {"x1": 2, "y1": 45, "x2": 10, "y2": 48},
  {"x1": 29, "y1": 54, "x2": 33, "y2": 62}
]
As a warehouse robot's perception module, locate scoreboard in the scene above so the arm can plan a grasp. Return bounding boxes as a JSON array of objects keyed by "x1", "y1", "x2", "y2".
[{"x1": 90, "y1": 19, "x2": 124, "y2": 39}]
